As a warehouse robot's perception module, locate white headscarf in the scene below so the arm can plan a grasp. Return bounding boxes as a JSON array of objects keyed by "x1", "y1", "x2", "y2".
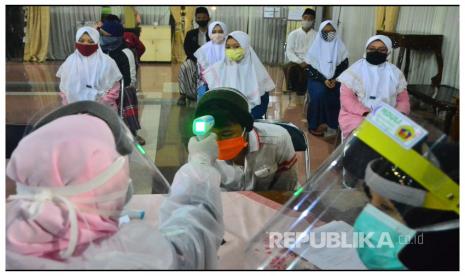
[
  {"x1": 305, "y1": 20, "x2": 349, "y2": 79},
  {"x1": 56, "y1": 27, "x2": 122, "y2": 103},
  {"x1": 337, "y1": 35, "x2": 408, "y2": 110},
  {"x1": 203, "y1": 31, "x2": 275, "y2": 108},
  {"x1": 194, "y1": 21, "x2": 228, "y2": 70}
]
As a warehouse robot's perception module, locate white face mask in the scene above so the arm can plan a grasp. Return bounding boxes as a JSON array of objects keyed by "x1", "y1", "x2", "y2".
[
  {"x1": 302, "y1": 20, "x2": 313, "y2": 30},
  {"x1": 210, "y1": 33, "x2": 225, "y2": 44}
]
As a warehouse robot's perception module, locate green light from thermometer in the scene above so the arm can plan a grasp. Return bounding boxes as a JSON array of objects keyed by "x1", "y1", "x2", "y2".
[
  {"x1": 293, "y1": 186, "x2": 304, "y2": 197},
  {"x1": 195, "y1": 122, "x2": 206, "y2": 133},
  {"x1": 136, "y1": 143, "x2": 146, "y2": 155},
  {"x1": 193, "y1": 115, "x2": 215, "y2": 137}
]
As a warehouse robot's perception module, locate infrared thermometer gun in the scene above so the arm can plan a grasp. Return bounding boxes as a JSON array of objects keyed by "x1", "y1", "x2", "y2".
[{"x1": 192, "y1": 115, "x2": 215, "y2": 141}]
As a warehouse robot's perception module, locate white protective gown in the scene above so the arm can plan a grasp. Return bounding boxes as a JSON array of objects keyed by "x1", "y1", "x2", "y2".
[{"x1": 6, "y1": 162, "x2": 224, "y2": 270}]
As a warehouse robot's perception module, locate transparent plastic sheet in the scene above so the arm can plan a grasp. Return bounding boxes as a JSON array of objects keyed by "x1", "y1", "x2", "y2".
[
  {"x1": 6, "y1": 101, "x2": 229, "y2": 269},
  {"x1": 244, "y1": 143, "x2": 368, "y2": 270},
  {"x1": 20, "y1": 102, "x2": 171, "y2": 195},
  {"x1": 244, "y1": 112, "x2": 459, "y2": 270}
]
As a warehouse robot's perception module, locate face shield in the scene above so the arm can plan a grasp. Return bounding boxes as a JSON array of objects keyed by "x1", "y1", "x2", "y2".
[
  {"x1": 244, "y1": 103, "x2": 459, "y2": 270},
  {"x1": 21, "y1": 101, "x2": 170, "y2": 196}
]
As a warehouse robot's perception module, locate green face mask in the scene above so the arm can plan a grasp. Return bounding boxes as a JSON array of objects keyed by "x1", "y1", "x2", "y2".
[
  {"x1": 226, "y1": 48, "x2": 245, "y2": 62},
  {"x1": 353, "y1": 204, "x2": 417, "y2": 270}
]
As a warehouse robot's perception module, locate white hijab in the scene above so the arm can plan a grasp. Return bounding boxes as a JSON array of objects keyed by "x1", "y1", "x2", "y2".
[
  {"x1": 57, "y1": 27, "x2": 122, "y2": 103},
  {"x1": 204, "y1": 31, "x2": 275, "y2": 108},
  {"x1": 337, "y1": 35, "x2": 407, "y2": 110},
  {"x1": 305, "y1": 20, "x2": 348, "y2": 79},
  {"x1": 194, "y1": 21, "x2": 228, "y2": 70}
]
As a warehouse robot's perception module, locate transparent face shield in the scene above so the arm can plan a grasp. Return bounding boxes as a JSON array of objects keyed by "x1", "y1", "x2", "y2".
[
  {"x1": 244, "y1": 104, "x2": 459, "y2": 270},
  {"x1": 19, "y1": 101, "x2": 171, "y2": 196},
  {"x1": 116, "y1": 117, "x2": 171, "y2": 195}
]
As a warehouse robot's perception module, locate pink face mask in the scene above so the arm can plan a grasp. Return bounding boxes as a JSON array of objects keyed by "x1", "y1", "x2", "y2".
[{"x1": 210, "y1": 33, "x2": 225, "y2": 44}]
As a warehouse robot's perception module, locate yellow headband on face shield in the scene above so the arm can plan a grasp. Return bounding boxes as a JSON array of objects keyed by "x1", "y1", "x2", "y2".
[{"x1": 354, "y1": 115, "x2": 459, "y2": 214}]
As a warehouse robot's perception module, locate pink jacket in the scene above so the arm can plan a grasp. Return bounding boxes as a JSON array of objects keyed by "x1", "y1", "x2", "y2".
[
  {"x1": 59, "y1": 81, "x2": 121, "y2": 112},
  {"x1": 339, "y1": 84, "x2": 410, "y2": 139}
]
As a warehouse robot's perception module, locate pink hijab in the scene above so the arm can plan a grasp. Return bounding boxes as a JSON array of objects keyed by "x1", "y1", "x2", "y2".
[{"x1": 6, "y1": 114, "x2": 130, "y2": 260}]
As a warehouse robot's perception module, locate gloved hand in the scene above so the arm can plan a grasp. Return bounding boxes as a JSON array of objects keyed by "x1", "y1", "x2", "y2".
[{"x1": 188, "y1": 133, "x2": 218, "y2": 165}]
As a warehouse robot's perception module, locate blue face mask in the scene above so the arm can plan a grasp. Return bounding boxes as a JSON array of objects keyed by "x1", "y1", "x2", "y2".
[
  {"x1": 99, "y1": 36, "x2": 123, "y2": 52},
  {"x1": 353, "y1": 204, "x2": 417, "y2": 270}
]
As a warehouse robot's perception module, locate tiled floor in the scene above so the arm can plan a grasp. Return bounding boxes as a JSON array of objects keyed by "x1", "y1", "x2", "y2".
[{"x1": 6, "y1": 61, "x2": 338, "y2": 193}]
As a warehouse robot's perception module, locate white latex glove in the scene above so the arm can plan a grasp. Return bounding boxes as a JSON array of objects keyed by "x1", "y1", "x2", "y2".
[{"x1": 188, "y1": 133, "x2": 218, "y2": 165}]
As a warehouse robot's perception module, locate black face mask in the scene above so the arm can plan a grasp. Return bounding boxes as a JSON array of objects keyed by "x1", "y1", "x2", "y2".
[
  {"x1": 366, "y1": 51, "x2": 388, "y2": 65},
  {"x1": 196, "y1": 20, "x2": 209, "y2": 28}
]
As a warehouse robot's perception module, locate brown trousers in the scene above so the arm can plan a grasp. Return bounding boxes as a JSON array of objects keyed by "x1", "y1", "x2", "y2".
[{"x1": 283, "y1": 62, "x2": 308, "y2": 95}]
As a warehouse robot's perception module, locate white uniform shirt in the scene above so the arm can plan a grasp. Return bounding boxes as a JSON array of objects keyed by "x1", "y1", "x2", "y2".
[
  {"x1": 198, "y1": 29, "x2": 208, "y2": 46},
  {"x1": 214, "y1": 122, "x2": 298, "y2": 191},
  {"x1": 286, "y1": 28, "x2": 317, "y2": 64}
]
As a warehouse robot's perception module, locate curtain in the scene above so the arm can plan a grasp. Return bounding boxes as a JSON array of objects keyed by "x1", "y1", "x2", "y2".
[
  {"x1": 115, "y1": 6, "x2": 170, "y2": 26},
  {"x1": 332, "y1": 6, "x2": 376, "y2": 65},
  {"x1": 6, "y1": 6, "x2": 25, "y2": 61},
  {"x1": 170, "y1": 6, "x2": 195, "y2": 63},
  {"x1": 375, "y1": 6, "x2": 400, "y2": 32},
  {"x1": 123, "y1": 7, "x2": 137, "y2": 28},
  {"x1": 135, "y1": 6, "x2": 170, "y2": 25},
  {"x1": 48, "y1": 6, "x2": 101, "y2": 60},
  {"x1": 286, "y1": 21, "x2": 300, "y2": 36},
  {"x1": 210, "y1": 6, "x2": 250, "y2": 34},
  {"x1": 48, "y1": 6, "x2": 170, "y2": 61},
  {"x1": 248, "y1": 7, "x2": 288, "y2": 65},
  {"x1": 24, "y1": 6, "x2": 50, "y2": 62},
  {"x1": 211, "y1": 6, "x2": 288, "y2": 64},
  {"x1": 395, "y1": 6, "x2": 459, "y2": 88}
]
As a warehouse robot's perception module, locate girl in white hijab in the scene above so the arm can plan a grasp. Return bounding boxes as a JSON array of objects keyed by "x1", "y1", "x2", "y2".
[
  {"x1": 305, "y1": 20, "x2": 349, "y2": 136},
  {"x1": 337, "y1": 35, "x2": 410, "y2": 138},
  {"x1": 57, "y1": 27, "x2": 122, "y2": 110},
  {"x1": 204, "y1": 31, "x2": 275, "y2": 119},
  {"x1": 194, "y1": 21, "x2": 228, "y2": 100},
  {"x1": 195, "y1": 21, "x2": 228, "y2": 72}
]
